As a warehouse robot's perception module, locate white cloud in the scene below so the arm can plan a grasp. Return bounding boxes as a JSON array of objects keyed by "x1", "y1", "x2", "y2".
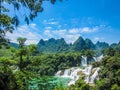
[
  {"x1": 93, "y1": 37, "x2": 105, "y2": 43},
  {"x1": 95, "y1": 37, "x2": 100, "y2": 41},
  {"x1": 81, "y1": 27, "x2": 90, "y2": 33},
  {"x1": 80, "y1": 27, "x2": 98, "y2": 33},
  {"x1": 6, "y1": 23, "x2": 106, "y2": 45},
  {"x1": 69, "y1": 28, "x2": 79, "y2": 34},
  {"x1": 48, "y1": 22, "x2": 58, "y2": 25},
  {"x1": 6, "y1": 23, "x2": 41, "y2": 45},
  {"x1": 43, "y1": 19, "x2": 58, "y2": 25},
  {"x1": 44, "y1": 30, "x2": 54, "y2": 38},
  {"x1": 64, "y1": 34, "x2": 80, "y2": 43},
  {"x1": 53, "y1": 29, "x2": 67, "y2": 35},
  {"x1": 43, "y1": 29, "x2": 80, "y2": 43},
  {"x1": 45, "y1": 26, "x2": 52, "y2": 30},
  {"x1": 29, "y1": 23, "x2": 37, "y2": 29},
  {"x1": 44, "y1": 30, "x2": 50, "y2": 34},
  {"x1": 42, "y1": 26, "x2": 103, "y2": 43}
]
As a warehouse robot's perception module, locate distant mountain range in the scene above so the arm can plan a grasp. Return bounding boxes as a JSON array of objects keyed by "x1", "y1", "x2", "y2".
[
  {"x1": 10, "y1": 42, "x2": 18, "y2": 49},
  {"x1": 10, "y1": 36, "x2": 120, "y2": 53},
  {"x1": 37, "y1": 38, "x2": 70, "y2": 53},
  {"x1": 37, "y1": 36, "x2": 120, "y2": 53}
]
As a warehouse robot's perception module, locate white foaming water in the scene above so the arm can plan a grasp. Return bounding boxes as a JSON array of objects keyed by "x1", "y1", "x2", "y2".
[
  {"x1": 93, "y1": 57, "x2": 97, "y2": 61},
  {"x1": 55, "y1": 68, "x2": 84, "y2": 85},
  {"x1": 89, "y1": 68, "x2": 100, "y2": 83},
  {"x1": 84, "y1": 65, "x2": 92, "y2": 83},
  {"x1": 81, "y1": 56, "x2": 87, "y2": 66},
  {"x1": 96, "y1": 55, "x2": 103, "y2": 61},
  {"x1": 55, "y1": 55, "x2": 103, "y2": 86},
  {"x1": 55, "y1": 70, "x2": 62, "y2": 76}
]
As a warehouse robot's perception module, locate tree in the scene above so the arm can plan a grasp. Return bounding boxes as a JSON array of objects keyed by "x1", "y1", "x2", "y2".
[
  {"x1": 27, "y1": 44, "x2": 37, "y2": 60},
  {"x1": 17, "y1": 37, "x2": 27, "y2": 71},
  {"x1": 102, "y1": 48, "x2": 116, "y2": 56},
  {"x1": 17, "y1": 37, "x2": 26, "y2": 48},
  {"x1": 111, "y1": 84, "x2": 120, "y2": 90},
  {"x1": 0, "y1": 0, "x2": 62, "y2": 47},
  {"x1": 0, "y1": 10, "x2": 13, "y2": 47},
  {"x1": 27, "y1": 44, "x2": 37, "y2": 55},
  {"x1": 96, "y1": 56, "x2": 120, "y2": 90},
  {"x1": 16, "y1": 37, "x2": 38, "y2": 71},
  {"x1": 68, "y1": 79, "x2": 90, "y2": 90}
]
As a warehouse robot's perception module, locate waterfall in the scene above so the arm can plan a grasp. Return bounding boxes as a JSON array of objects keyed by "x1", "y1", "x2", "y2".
[
  {"x1": 63, "y1": 69, "x2": 71, "y2": 77},
  {"x1": 67, "y1": 68, "x2": 82, "y2": 86},
  {"x1": 55, "y1": 55, "x2": 103, "y2": 86},
  {"x1": 84, "y1": 65, "x2": 92, "y2": 83},
  {"x1": 56, "y1": 67, "x2": 84, "y2": 86},
  {"x1": 81, "y1": 56, "x2": 87, "y2": 66},
  {"x1": 93, "y1": 57, "x2": 97, "y2": 62},
  {"x1": 55, "y1": 70, "x2": 62, "y2": 76},
  {"x1": 96, "y1": 55, "x2": 103, "y2": 61},
  {"x1": 89, "y1": 68, "x2": 100, "y2": 83},
  {"x1": 55, "y1": 66, "x2": 100, "y2": 85}
]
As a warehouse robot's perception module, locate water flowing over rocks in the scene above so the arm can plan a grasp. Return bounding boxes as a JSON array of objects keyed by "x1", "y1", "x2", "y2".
[{"x1": 55, "y1": 55, "x2": 103, "y2": 86}]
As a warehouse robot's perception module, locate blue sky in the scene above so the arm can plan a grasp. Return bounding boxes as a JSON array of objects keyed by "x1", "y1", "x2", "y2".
[{"x1": 5, "y1": 0, "x2": 120, "y2": 44}]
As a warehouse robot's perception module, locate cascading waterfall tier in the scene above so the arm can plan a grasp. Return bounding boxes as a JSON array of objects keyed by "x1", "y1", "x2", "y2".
[
  {"x1": 89, "y1": 67, "x2": 100, "y2": 83},
  {"x1": 81, "y1": 56, "x2": 87, "y2": 66},
  {"x1": 84, "y1": 65, "x2": 93, "y2": 83},
  {"x1": 55, "y1": 67, "x2": 84, "y2": 86},
  {"x1": 55, "y1": 55, "x2": 103, "y2": 86}
]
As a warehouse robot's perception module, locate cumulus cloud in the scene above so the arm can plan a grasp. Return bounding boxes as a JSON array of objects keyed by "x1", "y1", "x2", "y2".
[
  {"x1": 43, "y1": 29, "x2": 80, "y2": 43},
  {"x1": 64, "y1": 34, "x2": 80, "y2": 43},
  {"x1": 42, "y1": 26, "x2": 104, "y2": 43},
  {"x1": 80, "y1": 27, "x2": 99, "y2": 33},
  {"x1": 69, "y1": 28, "x2": 79, "y2": 34},
  {"x1": 67, "y1": 26, "x2": 99, "y2": 34},
  {"x1": 43, "y1": 19, "x2": 58, "y2": 25},
  {"x1": 6, "y1": 24, "x2": 41, "y2": 45},
  {"x1": 6, "y1": 23, "x2": 107, "y2": 45}
]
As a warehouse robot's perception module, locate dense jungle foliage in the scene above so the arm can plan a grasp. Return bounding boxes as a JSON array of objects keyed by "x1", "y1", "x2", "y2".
[{"x1": 0, "y1": 39, "x2": 120, "y2": 90}]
